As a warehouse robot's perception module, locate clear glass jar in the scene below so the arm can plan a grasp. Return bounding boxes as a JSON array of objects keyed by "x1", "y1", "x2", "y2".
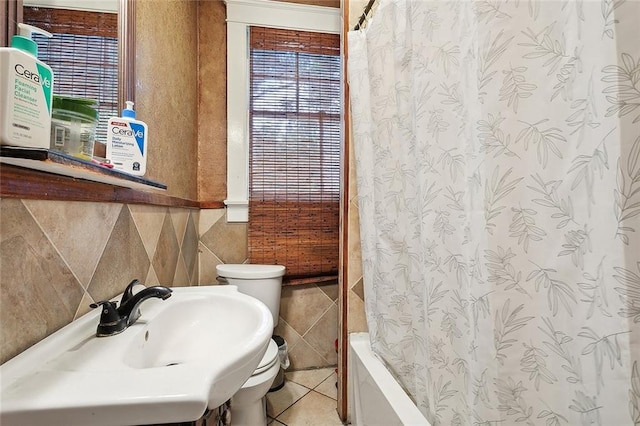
[{"x1": 50, "y1": 96, "x2": 98, "y2": 161}]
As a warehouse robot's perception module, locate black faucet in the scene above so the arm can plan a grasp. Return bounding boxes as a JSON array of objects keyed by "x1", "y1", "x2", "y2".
[
  {"x1": 120, "y1": 279, "x2": 143, "y2": 323},
  {"x1": 90, "y1": 281, "x2": 172, "y2": 337}
]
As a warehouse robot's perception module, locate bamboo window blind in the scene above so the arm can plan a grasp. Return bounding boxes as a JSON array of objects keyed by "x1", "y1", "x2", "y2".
[
  {"x1": 248, "y1": 27, "x2": 341, "y2": 283},
  {"x1": 23, "y1": 7, "x2": 118, "y2": 144}
]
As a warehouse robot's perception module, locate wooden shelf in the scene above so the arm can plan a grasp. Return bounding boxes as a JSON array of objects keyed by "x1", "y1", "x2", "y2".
[
  {"x1": 0, "y1": 147, "x2": 226, "y2": 209},
  {"x1": 1, "y1": 147, "x2": 167, "y2": 191}
]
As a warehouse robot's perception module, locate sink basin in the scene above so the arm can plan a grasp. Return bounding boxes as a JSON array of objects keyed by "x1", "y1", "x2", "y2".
[{"x1": 0, "y1": 285, "x2": 273, "y2": 426}]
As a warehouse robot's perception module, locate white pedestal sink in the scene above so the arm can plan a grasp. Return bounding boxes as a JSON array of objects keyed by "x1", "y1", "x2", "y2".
[{"x1": 0, "y1": 285, "x2": 273, "y2": 426}]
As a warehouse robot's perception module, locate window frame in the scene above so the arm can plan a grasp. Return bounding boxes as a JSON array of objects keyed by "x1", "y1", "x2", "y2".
[
  {"x1": 224, "y1": 0, "x2": 341, "y2": 222},
  {"x1": 247, "y1": 26, "x2": 341, "y2": 279}
]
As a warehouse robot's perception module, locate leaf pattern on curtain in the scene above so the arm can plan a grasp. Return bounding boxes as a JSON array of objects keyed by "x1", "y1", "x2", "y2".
[{"x1": 348, "y1": 0, "x2": 640, "y2": 424}]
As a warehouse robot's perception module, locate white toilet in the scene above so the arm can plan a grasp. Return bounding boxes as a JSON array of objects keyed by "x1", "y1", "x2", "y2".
[{"x1": 216, "y1": 263, "x2": 286, "y2": 426}]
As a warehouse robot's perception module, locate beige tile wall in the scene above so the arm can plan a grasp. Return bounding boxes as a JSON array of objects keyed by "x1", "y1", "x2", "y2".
[
  {"x1": 199, "y1": 209, "x2": 338, "y2": 370},
  {"x1": 0, "y1": 202, "x2": 336, "y2": 371},
  {"x1": 0, "y1": 198, "x2": 199, "y2": 364}
]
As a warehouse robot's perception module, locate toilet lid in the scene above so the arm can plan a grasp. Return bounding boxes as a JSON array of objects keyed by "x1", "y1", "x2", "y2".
[
  {"x1": 216, "y1": 264, "x2": 285, "y2": 279},
  {"x1": 254, "y1": 339, "x2": 279, "y2": 375}
]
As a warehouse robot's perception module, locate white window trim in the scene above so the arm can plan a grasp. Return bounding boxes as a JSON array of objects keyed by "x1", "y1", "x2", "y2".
[
  {"x1": 24, "y1": 0, "x2": 118, "y2": 13},
  {"x1": 224, "y1": 0, "x2": 341, "y2": 222}
]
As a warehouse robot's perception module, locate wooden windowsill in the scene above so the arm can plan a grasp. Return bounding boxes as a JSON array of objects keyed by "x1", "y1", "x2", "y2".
[{"x1": 283, "y1": 275, "x2": 338, "y2": 286}]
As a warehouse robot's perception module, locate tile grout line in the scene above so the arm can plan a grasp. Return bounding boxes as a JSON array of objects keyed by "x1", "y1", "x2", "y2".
[
  {"x1": 267, "y1": 383, "x2": 311, "y2": 419},
  {"x1": 287, "y1": 368, "x2": 334, "y2": 391},
  {"x1": 270, "y1": 377, "x2": 320, "y2": 420},
  {"x1": 274, "y1": 390, "x2": 317, "y2": 424},
  {"x1": 314, "y1": 374, "x2": 339, "y2": 400},
  {"x1": 21, "y1": 200, "x2": 89, "y2": 295},
  {"x1": 274, "y1": 390, "x2": 341, "y2": 425},
  {"x1": 270, "y1": 368, "x2": 338, "y2": 423}
]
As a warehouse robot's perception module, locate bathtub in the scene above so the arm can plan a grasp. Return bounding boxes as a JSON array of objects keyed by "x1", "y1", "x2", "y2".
[{"x1": 349, "y1": 333, "x2": 431, "y2": 425}]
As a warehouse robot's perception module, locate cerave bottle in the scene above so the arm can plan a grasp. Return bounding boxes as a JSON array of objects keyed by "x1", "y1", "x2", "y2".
[
  {"x1": 106, "y1": 101, "x2": 148, "y2": 176},
  {"x1": 0, "y1": 23, "x2": 54, "y2": 148}
]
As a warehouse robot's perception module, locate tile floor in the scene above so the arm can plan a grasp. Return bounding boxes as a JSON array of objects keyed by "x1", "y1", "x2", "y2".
[{"x1": 266, "y1": 367, "x2": 344, "y2": 426}]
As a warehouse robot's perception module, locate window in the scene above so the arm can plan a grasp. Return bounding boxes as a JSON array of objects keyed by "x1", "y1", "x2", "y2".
[
  {"x1": 248, "y1": 27, "x2": 341, "y2": 281},
  {"x1": 23, "y1": 7, "x2": 118, "y2": 144}
]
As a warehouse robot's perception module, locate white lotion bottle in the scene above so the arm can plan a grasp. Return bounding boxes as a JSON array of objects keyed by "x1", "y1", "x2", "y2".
[
  {"x1": 0, "y1": 23, "x2": 54, "y2": 148},
  {"x1": 106, "y1": 101, "x2": 148, "y2": 176}
]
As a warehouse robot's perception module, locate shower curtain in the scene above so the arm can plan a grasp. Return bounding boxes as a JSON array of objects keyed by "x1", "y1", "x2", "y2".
[{"x1": 348, "y1": 1, "x2": 640, "y2": 424}]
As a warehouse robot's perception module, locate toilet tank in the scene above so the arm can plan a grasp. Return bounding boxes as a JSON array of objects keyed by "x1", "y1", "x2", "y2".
[{"x1": 216, "y1": 264, "x2": 285, "y2": 328}]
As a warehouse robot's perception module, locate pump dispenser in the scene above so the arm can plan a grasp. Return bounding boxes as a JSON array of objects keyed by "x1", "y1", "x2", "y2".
[
  {"x1": 106, "y1": 101, "x2": 149, "y2": 176},
  {"x1": 0, "y1": 23, "x2": 54, "y2": 148},
  {"x1": 14, "y1": 23, "x2": 53, "y2": 56},
  {"x1": 123, "y1": 101, "x2": 136, "y2": 118}
]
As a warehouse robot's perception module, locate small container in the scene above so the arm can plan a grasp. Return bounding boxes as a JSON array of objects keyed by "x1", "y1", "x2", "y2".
[
  {"x1": 50, "y1": 96, "x2": 98, "y2": 160},
  {"x1": 269, "y1": 335, "x2": 289, "y2": 392}
]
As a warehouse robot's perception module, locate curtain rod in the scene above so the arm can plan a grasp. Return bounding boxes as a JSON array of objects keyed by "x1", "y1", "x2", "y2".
[{"x1": 354, "y1": 0, "x2": 377, "y2": 31}]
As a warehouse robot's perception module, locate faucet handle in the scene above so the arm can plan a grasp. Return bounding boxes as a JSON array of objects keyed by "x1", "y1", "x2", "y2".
[
  {"x1": 120, "y1": 279, "x2": 142, "y2": 323},
  {"x1": 90, "y1": 301, "x2": 126, "y2": 337},
  {"x1": 90, "y1": 301, "x2": 119, "y2": 322},
  {"x1": 121, "y1": 279, "x2": 140, "y2": 304}
]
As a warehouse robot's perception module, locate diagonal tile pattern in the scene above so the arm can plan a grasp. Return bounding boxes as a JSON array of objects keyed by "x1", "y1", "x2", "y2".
[
  {"x1": 267, "y1": 368, "x2": 342, "y2": 425},
  {"x1": 170, "y1": 208, "x2": 189, "y2": 245},
  {"x1": 88, "y1": 206, "x2": 151, "y2": 302},
  {"x1": 152, "y1": 212, "x2": 180, "y2": 286},
  {"x1": 181, "y1": 212, "x2": 199, "y2": 284},
  {"x1": 0, "y1": 199, "x2": 84, "y2": 363},
  {"x1": 1, "y1": 202, "x2": 339, "y2": 376},
  {"x1": 23, "y1": 200, "x2": 121, "y2": 288},
  {"x1": 129, "y1": 204, "x2": 166, "y2": 260},
  {"x1": 0, "y1": 200, "x2": 199, "y2": 364},
  {"x1": 200, "y1": 218, "x2": 248, "y2": 264},
  {"x1": 280, "y1": 285, "x2": 333, "y2": 337}
]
